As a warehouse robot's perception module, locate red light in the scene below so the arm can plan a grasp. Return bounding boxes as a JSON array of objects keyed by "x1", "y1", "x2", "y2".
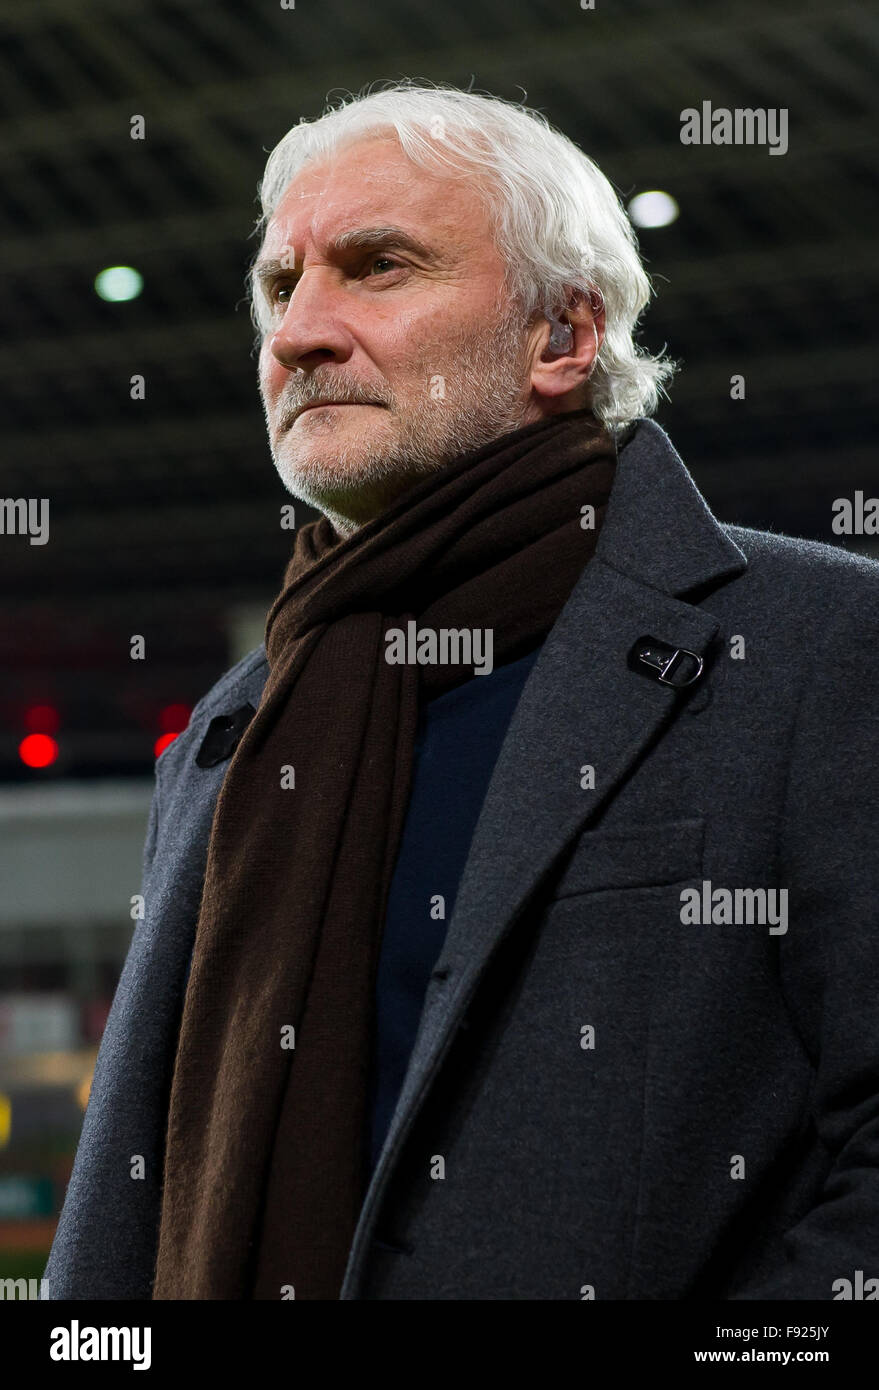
[
  {"x1": 154, "y1": 732, "x2": 179, "y2": 757},
  {"x1": 159, "y1": 703, "x2": 191, "y2": 733},
  {"x1": 19, "y1": 733, "x2": 59, "y2": 768},
  {"x1": 24, "y1": 704, "x2": 60, "y2": 734}
]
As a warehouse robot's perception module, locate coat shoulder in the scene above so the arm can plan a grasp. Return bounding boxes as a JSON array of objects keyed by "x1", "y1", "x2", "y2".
[
  {"x1": 154, "y1": 643, "x2": 269, "y2": 778},
  {"x1": 726, "y1": 521, "x2": 879, "y2": 573},
  {"x1": 188, "y1": 642, "x2": 269, "y2": 721},
  {"x1": 722, "y1": 523, "x2": 879, "y2": 641}
]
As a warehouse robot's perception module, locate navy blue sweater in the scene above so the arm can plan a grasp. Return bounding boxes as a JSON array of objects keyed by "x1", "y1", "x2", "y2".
[{"x1": 365, "y1": 644, "x2": 542, "y2": 1177}]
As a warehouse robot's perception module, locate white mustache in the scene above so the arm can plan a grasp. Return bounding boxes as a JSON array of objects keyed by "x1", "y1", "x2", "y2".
[{"x1": 277, "y1": 384, "x2": 391, "y2": 429}]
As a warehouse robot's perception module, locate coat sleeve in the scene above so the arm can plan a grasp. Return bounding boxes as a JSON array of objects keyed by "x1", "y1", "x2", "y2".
[
  {"x1": 42, "y1": 775, "x2": 168, "y2": 1299},
  {"x1": 41, "y1": 647, "x2": 267, "y2": 1298},
  {"x1": 731, "y1": 592, "x2": 879, "y2": 1299}
]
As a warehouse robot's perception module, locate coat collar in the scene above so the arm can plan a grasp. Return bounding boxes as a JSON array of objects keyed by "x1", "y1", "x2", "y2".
[
  {"x1": 340, "y1": 414, "x2": 747, "y2": 1296},
  {"x1": 596, "y1": 417, "x2": 746, "y2": 596}
]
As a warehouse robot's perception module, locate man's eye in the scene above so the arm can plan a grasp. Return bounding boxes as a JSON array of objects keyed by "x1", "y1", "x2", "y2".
[
  {"x1": 366, "y1": 255, "x2": 400, "y2": 276},
  {"x1": 270, "y1": 256, "x2": 400, "y2": 305}
]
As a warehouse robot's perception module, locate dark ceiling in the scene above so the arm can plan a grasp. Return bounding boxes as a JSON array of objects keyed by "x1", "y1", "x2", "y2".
[{"x1": 1, "y1": 0, "x2": 877, "y2": 777}]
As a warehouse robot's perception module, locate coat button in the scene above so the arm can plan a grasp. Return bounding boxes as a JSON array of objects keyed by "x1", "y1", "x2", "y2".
[{"x1": 195, "y1": 702, "x2": 256, "y2": 768}]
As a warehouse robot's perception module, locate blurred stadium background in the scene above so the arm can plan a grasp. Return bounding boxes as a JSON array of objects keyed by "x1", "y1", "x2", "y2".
[{"x1": 1, "y1": 0, "x2": 876, "y2": 1279}]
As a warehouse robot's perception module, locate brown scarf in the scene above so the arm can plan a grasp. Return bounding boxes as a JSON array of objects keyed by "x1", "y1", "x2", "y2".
[{"x1": 152, "y1": 407, "x2": 617, "y2": 1300}]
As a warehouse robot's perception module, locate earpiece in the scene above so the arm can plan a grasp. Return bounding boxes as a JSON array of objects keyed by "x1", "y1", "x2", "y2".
[{"x1": 547, "y1": 315, "x2": 574, "y2": 354}]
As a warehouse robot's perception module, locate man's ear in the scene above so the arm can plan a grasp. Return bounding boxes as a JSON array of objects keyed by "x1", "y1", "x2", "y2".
[{"x1": 529, "y1": 289, "x2": 605, "y2": 405}]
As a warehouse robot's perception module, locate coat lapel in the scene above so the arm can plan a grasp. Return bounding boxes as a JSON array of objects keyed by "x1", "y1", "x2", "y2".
[{"x1": 340, "y1": 417, "x2": 748, "y2": 1295}]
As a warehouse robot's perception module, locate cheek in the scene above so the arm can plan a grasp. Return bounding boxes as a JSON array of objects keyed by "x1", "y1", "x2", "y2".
[
  {"x1": 258, "y1": 347, "x2": 286, "y2": 401},
  {"x1": 368, "y1": 328, "x2": 444, "y2": 389},
  {"x1": 360, "y1": 300, "x2": 448, "y2": 362}
]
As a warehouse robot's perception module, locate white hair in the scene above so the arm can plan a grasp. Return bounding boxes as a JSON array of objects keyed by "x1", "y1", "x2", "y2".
[{"x1": 250, "y1": 80, "x2": 677, "y2": 429}]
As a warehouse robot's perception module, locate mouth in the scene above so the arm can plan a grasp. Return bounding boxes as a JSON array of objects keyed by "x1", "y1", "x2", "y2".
[{"x1": 294, "y1": 401, "x2": 381, "y2": 421}]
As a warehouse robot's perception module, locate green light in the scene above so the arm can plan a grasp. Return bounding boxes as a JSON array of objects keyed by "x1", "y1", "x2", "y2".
[{"x1": 94, "y1": 265, "x2": 144, "y2": 302}]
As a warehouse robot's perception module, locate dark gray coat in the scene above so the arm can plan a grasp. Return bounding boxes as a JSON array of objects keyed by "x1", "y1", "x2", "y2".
[{"x1": 44, "y1": 419, "x2": 879, "y2": 1300}]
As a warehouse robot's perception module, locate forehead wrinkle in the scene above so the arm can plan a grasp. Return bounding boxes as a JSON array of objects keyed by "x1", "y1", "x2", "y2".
[
  {"x1": 267, "y1": 158, "x2": 461, "y2": 254},
  {"x1": 255, "y1": 223, "x2": 447, "y2": 285}
]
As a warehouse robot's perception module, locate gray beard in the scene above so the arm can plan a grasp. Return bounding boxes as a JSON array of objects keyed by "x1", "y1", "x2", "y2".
[{"x1": 264, "y1": 304, "x2": 536, "y2": 519}]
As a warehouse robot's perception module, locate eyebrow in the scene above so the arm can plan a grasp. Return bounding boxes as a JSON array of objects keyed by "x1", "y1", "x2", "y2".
[{"x1": 253, "y1": 225, "x2": 442, "y2": 290}]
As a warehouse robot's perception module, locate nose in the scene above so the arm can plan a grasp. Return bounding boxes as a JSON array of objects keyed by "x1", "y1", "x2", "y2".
[{"x1": 267, "y1": 268, "x2": 354, "y2": 372}]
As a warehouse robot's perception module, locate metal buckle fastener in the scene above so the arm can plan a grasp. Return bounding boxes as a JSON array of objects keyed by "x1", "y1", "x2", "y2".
[{"x1": 629, "y1": 637, "x2": 704, "y2": 689}]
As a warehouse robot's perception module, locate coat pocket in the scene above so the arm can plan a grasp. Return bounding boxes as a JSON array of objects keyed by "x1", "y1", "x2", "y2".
[{"x1": 551, "y1": 816, "x2": 706, "y2": 898}]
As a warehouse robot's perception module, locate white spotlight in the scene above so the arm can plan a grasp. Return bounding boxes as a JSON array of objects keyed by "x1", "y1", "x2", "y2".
[
  {"x1": 94, "y1": 266, "x2": 144, "y2": 302},
  {"x1": 627, "y1": 191, "x2": 679, "y2": 229}
]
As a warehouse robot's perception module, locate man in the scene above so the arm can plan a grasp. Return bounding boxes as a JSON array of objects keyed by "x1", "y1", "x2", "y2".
[{"x1": 45, "y1": 82, "x2": 879, "y2": 1301}]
